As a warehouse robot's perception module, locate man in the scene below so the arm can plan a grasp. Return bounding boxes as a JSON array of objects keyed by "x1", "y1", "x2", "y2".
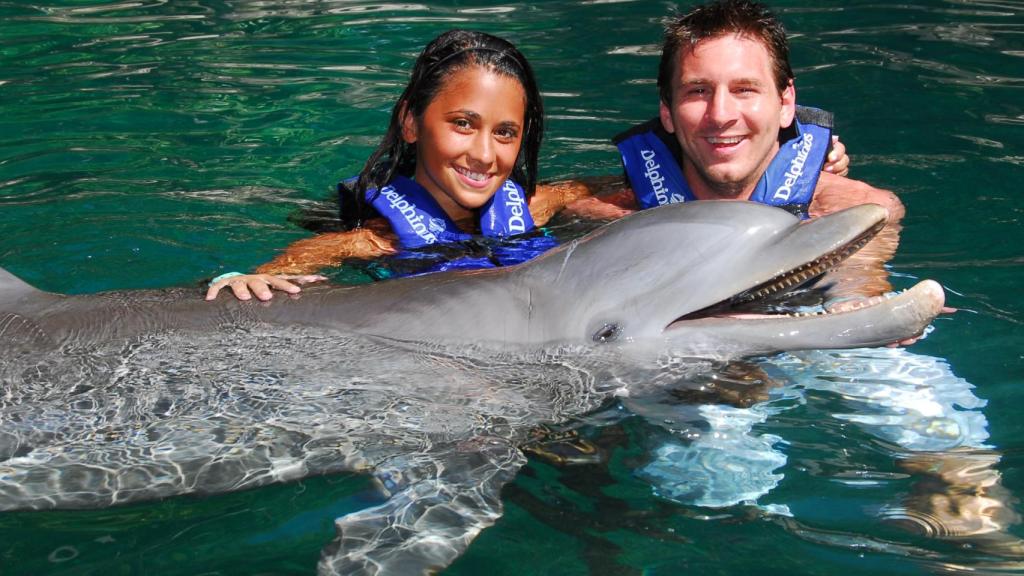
[
  {"x1": 548, "y1": 0, "x2": 934, "y2": 349},
  {"x1": 562, "y1": 0, "x2": 904, "y2": 223},
  {"x1": 604, "y1": 4, "x2": 1008, "y2": 536}
]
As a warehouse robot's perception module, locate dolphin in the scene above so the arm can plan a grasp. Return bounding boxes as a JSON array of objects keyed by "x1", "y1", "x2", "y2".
[{"x1": 0, "y1": 201, "x2": 944, "y2": 575}]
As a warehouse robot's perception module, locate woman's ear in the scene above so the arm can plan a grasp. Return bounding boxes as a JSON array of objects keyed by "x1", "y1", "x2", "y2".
[{"x1": 400, "y1": 102, "x2": 417, "y2": 144}]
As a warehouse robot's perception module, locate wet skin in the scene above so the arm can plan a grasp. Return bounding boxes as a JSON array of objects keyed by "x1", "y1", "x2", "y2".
[
  {"x1": 402, "y1": 65, "x2": 527, "y2": 223},
  {"x1": 659, "y1": 33, "x2": 796, "y2": 199}
]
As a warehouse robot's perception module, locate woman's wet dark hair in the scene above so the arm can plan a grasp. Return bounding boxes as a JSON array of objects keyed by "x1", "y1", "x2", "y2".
[{"x1": 343, "y1": 29, "x2": 544, "y2": 228}]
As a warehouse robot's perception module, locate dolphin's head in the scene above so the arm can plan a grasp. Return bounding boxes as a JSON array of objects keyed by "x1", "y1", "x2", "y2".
[{"x1": 522, "y1": 201, "x2": 942, "y2": 357}]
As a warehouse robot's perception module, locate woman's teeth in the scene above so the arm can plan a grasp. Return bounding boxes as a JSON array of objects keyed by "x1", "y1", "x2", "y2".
[{"x1": 455, "y1": 166, "x2": 488, "y2": 181}]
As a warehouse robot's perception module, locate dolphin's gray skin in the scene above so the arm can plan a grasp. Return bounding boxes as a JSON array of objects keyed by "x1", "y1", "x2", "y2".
[{"x1": 0, "y1": 201, "x2": 944, "y2": 575}]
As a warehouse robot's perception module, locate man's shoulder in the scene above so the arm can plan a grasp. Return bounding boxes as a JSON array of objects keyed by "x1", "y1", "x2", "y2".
[
  {"x1": 811, "y1": 172, "x2": 905, "y2": 222},
  {"x1": 612, "y1": 117, "x2": 665, "y2": 145},
  {"x1": 611, "y1": 118, "x2": 683, "y2": 161}
]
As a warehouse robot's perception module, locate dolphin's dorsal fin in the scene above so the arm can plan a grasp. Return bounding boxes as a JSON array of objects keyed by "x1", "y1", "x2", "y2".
[
  {"x1": 0, "y1": 266, "x2": 46, "y2": 302},
  {"x1": 0, "y1": 267, "x2": 59, "y2": 350}
]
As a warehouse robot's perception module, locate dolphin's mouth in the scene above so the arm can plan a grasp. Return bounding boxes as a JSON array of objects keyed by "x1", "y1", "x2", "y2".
[{"x1": 670, "y1": 218, "x2": 886, "y2": 324}]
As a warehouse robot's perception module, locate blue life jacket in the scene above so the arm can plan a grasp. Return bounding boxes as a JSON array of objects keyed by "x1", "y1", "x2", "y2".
[
  {"x1": 340, "y1": 175, "x2": 557, "y2": 277},
  {"x1": 613, "y1": 106, "x2": 833, "y2": 219},
  {"x1": 367, "y1": 175, "x2": 534, "y2": 248}
]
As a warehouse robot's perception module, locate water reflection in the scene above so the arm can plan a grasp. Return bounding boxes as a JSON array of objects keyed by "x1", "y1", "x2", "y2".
[
  {"x1": 0, "y1": 0, "x2": 1022, "y2": 572},
  {"x1": 617, "y1": 214, "x2": 1024, "y2": 565},
  {"x1": 627, "y1": 346, "x2": 1024, "y2": 567}
]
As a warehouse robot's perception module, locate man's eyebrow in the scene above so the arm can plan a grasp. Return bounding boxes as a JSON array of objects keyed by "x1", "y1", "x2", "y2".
[{"x1": 679, "y1": 77, "x2": 766, "y2": 86}]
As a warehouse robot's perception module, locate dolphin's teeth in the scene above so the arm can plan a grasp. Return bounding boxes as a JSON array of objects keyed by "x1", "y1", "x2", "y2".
[{"x1": 720, "y1": 222, "x2": 883, "y2": 316}]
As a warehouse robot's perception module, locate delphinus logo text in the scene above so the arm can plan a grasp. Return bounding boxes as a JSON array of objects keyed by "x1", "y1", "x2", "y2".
[
  {"x1": 502, "y1": 180, "x2": 527, "y2": 234},
  {"x1": 641, "y1": 149, "x2": 684, "y2": 205},
  {"x1": 773, "y1": 133, "x2": 814, "y2": 202},
  {"x1": 380, "y1": 186, "x2": 438, "y2": 244}
]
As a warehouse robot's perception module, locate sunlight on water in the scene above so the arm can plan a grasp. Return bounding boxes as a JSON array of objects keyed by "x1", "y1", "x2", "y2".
[{"x1": 1, "y1": 0, "x2": 1023, "y2": 574}]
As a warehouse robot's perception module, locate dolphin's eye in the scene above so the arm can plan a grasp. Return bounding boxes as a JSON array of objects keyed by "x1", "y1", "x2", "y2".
[{"x1": 592, "y1": 323, "x2": 621, "y2": 343}]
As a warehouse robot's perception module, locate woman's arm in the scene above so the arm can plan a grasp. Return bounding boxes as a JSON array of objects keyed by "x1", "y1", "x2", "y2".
[
  {"x1": 205, "y1": 220, "x2": 398, "y2": 301},
  {"x1": 528, "y1": 175, "x2": 638, "y2": 224},
  {"x1": 257, "y1": 220, "x2": 397, "y2": 274}
]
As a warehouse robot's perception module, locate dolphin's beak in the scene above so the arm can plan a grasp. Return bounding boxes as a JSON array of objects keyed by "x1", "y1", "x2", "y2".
[
  {"x1": 652, "y1": 203, "x2": 945, "y2": 356},
  {"x1": 663, "y1": 280, "x2": 945, "y2": 357},
  {"x1": 669, "y1": 204, "x2": 889, "y2": 325}
]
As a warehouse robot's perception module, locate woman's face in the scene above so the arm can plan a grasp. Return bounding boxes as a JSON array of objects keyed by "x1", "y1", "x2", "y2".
[{"x1": 403, "y1": 65, "x2": 527, "y2": 221}]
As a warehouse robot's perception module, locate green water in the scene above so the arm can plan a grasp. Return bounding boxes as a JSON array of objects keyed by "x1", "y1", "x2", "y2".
[{"x1": 1, "y1": 1, "x2": 1023, "y2": 574}]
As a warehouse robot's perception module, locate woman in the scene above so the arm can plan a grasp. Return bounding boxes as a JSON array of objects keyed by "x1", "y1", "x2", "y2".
[{"x1": 207, "y1": 29, "x2": 592, "y2": 301}]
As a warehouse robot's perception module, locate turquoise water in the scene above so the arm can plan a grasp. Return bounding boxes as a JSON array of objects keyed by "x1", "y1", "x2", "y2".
[{"x1": 1, "y1": 1, "x2": 1023, "y2": 574}]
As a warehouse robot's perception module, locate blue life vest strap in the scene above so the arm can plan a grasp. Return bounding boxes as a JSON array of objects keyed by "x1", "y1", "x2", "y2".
[
  {"x1": 614, "y1": 119, "x2": 695, "y2": 209},
  {"x1": 365, "y1": 175, "x2": 534, "y2": 249},
  {"x1": 335, "y1": 175, "x2": 551, "y2": 277},
  {"x1": 614, "y1": 106, "x2": 833, "y2": 218}
]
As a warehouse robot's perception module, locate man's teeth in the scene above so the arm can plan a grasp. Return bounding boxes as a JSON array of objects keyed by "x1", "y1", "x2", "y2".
[
  {"x1": 706, "y1": 136, "x2": 743, "y2": 144},
  {"x1": 456, "y1": 167, "x2": 488, "y2": 181}
]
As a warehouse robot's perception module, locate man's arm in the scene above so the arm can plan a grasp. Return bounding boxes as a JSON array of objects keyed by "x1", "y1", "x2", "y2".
[
  {"x1": 810, "y1": 176, "x2": 951, "y2": 345},
  {"x1": 809, "y1": 171, "x2": 905, "y2": 223}
]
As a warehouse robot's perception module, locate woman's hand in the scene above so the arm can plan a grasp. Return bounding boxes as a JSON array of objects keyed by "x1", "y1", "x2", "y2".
[
  {"x1": 205, "y1": 273, "x2": 326, "y2": 302},
  {"x1": 824, "y1": 135, "x2": 850, "y2": 177}
]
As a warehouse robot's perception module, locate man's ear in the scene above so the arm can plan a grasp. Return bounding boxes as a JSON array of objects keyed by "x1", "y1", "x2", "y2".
[
  {"x1": 780, "y1": 80, "x2": 796, "y2": 129},
  {"x1": 400, "y1": 102, "x2": 417, "y2": 144},
  {"x1": 659, "y1": 99, "x2": 676, "y2": 134}
]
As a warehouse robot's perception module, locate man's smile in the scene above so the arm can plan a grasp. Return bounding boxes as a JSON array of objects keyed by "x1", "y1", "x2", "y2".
[{"x1": 705, "y1": 135, "x2": 744, "y2": 145}]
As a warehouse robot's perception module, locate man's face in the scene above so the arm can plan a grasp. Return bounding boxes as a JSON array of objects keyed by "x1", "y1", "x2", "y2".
[{"x1": 659, "y1": 33, "x2": 796, "y2": 198}]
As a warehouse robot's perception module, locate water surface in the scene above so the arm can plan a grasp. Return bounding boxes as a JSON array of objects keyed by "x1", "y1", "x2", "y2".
[{"x1": 1, "y1": 1, "x2": 1023, "y2": 574}]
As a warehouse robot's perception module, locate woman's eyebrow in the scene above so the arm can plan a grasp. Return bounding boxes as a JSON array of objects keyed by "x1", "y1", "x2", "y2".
[
  {"x1": 444, "y1": 110, "x2": 522, "y2": 129},
  {"x1": 445, "y1": 109, "x2": 481, "y2": 119}
]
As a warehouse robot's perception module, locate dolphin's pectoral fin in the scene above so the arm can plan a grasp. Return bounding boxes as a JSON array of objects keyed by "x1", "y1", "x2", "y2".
[{"x1": 319, "y1": 439, "x2": 526, "y2": 576}]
